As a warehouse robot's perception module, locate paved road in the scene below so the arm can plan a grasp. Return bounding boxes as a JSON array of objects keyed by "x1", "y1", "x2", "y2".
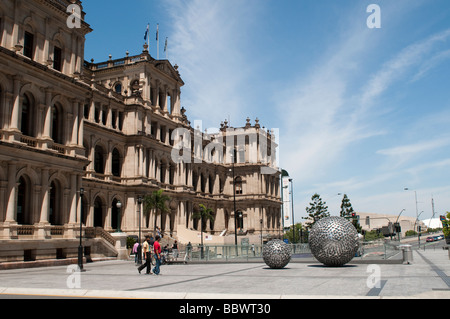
[{"x1": 1, "y1": 249, "x2": 450, "y2": 299}]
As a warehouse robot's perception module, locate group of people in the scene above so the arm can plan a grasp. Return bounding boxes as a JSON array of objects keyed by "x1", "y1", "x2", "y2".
[
  {"x1": 133, "y1": 237, "x2": 195, "y2": 275},
  {"x1": 134, "y1": 235, "x2": 163, "y2": 275}
]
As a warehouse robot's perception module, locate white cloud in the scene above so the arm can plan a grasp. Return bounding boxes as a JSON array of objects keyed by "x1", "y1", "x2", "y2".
[
  {"x1": 411, "y1": 49, "x2": 450, "y2": 82},
  {"x1": 279, "y1": 25, "x2": 450, "y2": 184},
  {"x1": 377, "y1": 138, "x2": 450, "y2": 157},
  {"x1": 164, "y1": 0, "x2": 259, "y2": 127},
  {"x1": 360, "y1": 28, "x2": 450, "y2": 110}
]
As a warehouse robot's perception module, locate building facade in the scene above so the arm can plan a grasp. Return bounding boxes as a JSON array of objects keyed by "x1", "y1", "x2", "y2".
[{"x1": 0, "y1": 0, "x2": 281, "y2": 262}]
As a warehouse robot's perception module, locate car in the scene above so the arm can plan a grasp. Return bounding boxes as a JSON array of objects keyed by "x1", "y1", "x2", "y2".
[
  {"x1": 433, "y1": 236, "x2": 440, "y2": 241},
  {"x1": 426, "y1": 236, "x2": 435, "y2": 242}
]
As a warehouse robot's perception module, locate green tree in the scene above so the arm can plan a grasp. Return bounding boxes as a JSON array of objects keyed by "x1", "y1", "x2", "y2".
[
  {"x1": 304, "y1": 193, "x2": 329, "y2": 229},
  {"x1": 339, "y1": 194, "x2": 361, "y2": 233},
  {"x1": 284, "y1": 223, "x2": 307, "y2": 244},
  {"x1": 364, "y1": 230, "x2": 384, "y2": 241},
  {"x1": 339, "y1": 194, "x2": 355, "y2": 218},
  {"x1": 143, "y1": 189, "x2": 170, "y2": 236},
  {"x1": 192, "y1": 204, "x2": 215, "y2": 258},
  {"x1": 442, "y1": 212, "x2": 450, "y2": 238}
]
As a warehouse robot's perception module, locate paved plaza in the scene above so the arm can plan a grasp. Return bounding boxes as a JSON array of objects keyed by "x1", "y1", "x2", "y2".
[{"x1": 1, "y1": 249, "x2": 450, "y2": 299}]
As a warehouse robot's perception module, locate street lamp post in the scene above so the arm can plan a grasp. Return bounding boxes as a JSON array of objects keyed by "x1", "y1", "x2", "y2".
[
  {"x1": 137, "y1": 196, "x2": 143, "y2": 265},
  {"x1": 232, "y1": 148, "x2": 238, "y2": 255},
  {"x1": 289, "y1": 179, "x2": 295, "y2": 246},
  {"x1": 280, "y1": 169, "x2": 290, "y2": 236},
  {"x1": 404, "y1": 188, "x2": 420, "y2": 246},
  {"x1": 394, "y1": 209, "x2": 406, "y2": 241},
  {"x1": 260, "y1": 218, "x2": 263, "y2": 248},
  {"x1": 78, "y1": 188, "x2": 84, "y2": 271}
]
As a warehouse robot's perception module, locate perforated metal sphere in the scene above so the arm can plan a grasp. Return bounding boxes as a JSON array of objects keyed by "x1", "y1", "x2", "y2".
[
  {"x1": 309, "y1": 216, "x2": 359, "y2": 267},
  {"x1": 263, "y1": 239, "x2": 292, "y2": 269}
]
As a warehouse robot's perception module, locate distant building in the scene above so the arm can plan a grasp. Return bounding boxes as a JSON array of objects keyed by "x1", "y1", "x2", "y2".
[{"x1": 356, "y1": 212, "x2": 427, "y2": 237}]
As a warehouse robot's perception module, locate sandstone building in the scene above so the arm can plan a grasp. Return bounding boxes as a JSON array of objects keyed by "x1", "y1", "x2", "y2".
[{"x1": 0, "y1": 0, "x2": 282, "y2": 263}]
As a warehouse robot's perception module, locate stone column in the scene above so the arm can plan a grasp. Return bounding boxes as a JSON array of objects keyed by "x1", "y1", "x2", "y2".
[
  {"x1": 39, "y1": 168, "x2": 49, "y2": 223},
  {"x1": 42, "y1": 89, "x2": 52, "y2": 140},
  {"x1": 9, "y1": 76, "x2": 21, "y2": 132},
  {"x1": 69, "y1": 174, "x2": 77, "y2": 224},
  {"x1": 5, "y1": 161, "x2": 17, "y2": 223},
  {"x1": 70, "y1": 100, "x2": 79, "y2": 146},
  {"x1": 172, "y1": 87, "x2": 181, "y2": 116}
]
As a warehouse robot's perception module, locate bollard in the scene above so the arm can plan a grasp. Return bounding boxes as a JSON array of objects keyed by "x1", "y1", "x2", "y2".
[{"x1": 398, "y1": 245, "x2": 413, "y2": 265}]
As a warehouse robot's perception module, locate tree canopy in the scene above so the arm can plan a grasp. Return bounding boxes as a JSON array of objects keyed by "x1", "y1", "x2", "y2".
[{"x1": 304, "y1": 193, "x2": 329, "y2": 229}]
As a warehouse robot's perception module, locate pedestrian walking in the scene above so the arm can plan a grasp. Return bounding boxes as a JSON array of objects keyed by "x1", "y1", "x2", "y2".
[
  {"x1": 152, "y1": 235, "x2": 162, "y2": 275},
  {"x1": 184, "y1": 242, "x2": 192, "y2": 262},
  {"x1": 132, "y1": 241, "x2": 140, "y2": 264},
  {"x1": 137, "y1": 236, "x2": 152, "y2": 275},
  {"x1": 172, "y1": 240, "x2": 179, "y2": 260}
]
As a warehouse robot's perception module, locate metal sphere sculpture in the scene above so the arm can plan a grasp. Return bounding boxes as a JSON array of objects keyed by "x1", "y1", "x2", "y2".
[
  {"x1": 263, "y1": 239, "x2": 292, "y2": 269},
  {"x1": 309, "y1": 216, "x2": 359, "y2": 267}
]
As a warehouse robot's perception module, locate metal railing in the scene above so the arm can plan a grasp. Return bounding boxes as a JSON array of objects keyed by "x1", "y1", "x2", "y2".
[{"x1": 180, "y1": 241, "x2": 400, "y2": 263}]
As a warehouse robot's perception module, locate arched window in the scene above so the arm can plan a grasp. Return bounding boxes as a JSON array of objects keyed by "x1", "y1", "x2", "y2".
[
  {"x1": 200, "y1": 174, "x2": 206, "y2": 193},
  {"x1": 159, "y1": 162, "x2": 166, "y2": 183},
  {"x1": 93, "y1": 197, "x2": 104, "y2": 228},
  {"x1": 224, "y1": 211, "x2": 229, "y2": 230},
  {"x1": 94, "y1": 145, "x2": 105, "y2": 174},
  {"x1": 111, "y1": 148, "x2": 121, "y2": 177},
  {"x1": 17, "y1": 176, "x2": 32, "y2": 225},
  {"x1": 209, "y1": 175, "x2": 214, "y2": 194},
  {"x1": 21, "y1": 94, "x2": 33, "y2": 136},
  {"x1": 236, "y1": 211, "x2": 244, "y2": 230},
  {"x1": 53, "y1": 46, "x2": 63, "y2": 71},
  {"x1": 167, "y1": 92, "x2": 172, "y2": 114},
  {"x1": 235, "y1": 177, "x2": 243, "y2": 195},
  {"x1": 111, "y1": 198, "x2": 121, "y2": 231},
  {"x1": 114, "y1": 83, "x2": 122, "y2": 95},
  {"x1": 49, "y1": 181, "x2": 63, "y2": 225},
  {"x1": 23, "y1": 31, "x2": 34, "y2": 59},
  {"x1": 169, "y1": 164, "x2": 175, "y2": 185},
  {"x1": 193, "y1": 171, "x2": 198, "y2": 191},
  {"x1": 81, "y1": 196, "x2": 87, "y2": 226},
  {"x1": 51, "y1": 104, "x2": 64, "y2": 144}
]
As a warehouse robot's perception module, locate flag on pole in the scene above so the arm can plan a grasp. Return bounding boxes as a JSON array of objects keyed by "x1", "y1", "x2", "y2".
[
  {"x1": 144, "y1": 23, "x2": 149, "y2": 41},
  {"x1": 156, "y1": 23, "x2": 159, "y2": 41},
  {"x1": 156, "y1": 24, "x2": 160, "y2": 60},
  {"x1": 164, "y1": 37, "x2": 168, "y2": 59}
]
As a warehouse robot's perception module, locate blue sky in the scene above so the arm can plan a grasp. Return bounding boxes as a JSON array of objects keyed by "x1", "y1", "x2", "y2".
[{"x1": 83, "y1": 0, "x2": 450, "y2": 222}]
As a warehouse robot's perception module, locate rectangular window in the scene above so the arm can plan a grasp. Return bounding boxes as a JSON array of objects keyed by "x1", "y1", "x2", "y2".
[
  {"x1": 111, "y1": 110, "x2": 117, "y2": 129},
  {"x1": 101, "y1": 107, "x2": 107, "y2": 125},
  {"x1": 83, "y1": 104, "x2": 89, "y2": 119},
  {"x1": 94, "y1": 106, "x2": 100, "y2": 123},
  {"x1": 53, "y1": 46, "x2": 62, "y2": 71},
  {"x1": 23, "y1": 32, "x2": 34, "y2": 59},
  {"x1": 118, "y1": 112, "x2": 124, "y2": 131}
]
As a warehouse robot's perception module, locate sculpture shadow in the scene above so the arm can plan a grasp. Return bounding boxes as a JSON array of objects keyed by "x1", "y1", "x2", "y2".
[
  {"x1": 262, "y1": 267, "x2": 291, "y2": 270},
  {"x1": 307, "y1": 264, "x2": 358, "y2": 268}
]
